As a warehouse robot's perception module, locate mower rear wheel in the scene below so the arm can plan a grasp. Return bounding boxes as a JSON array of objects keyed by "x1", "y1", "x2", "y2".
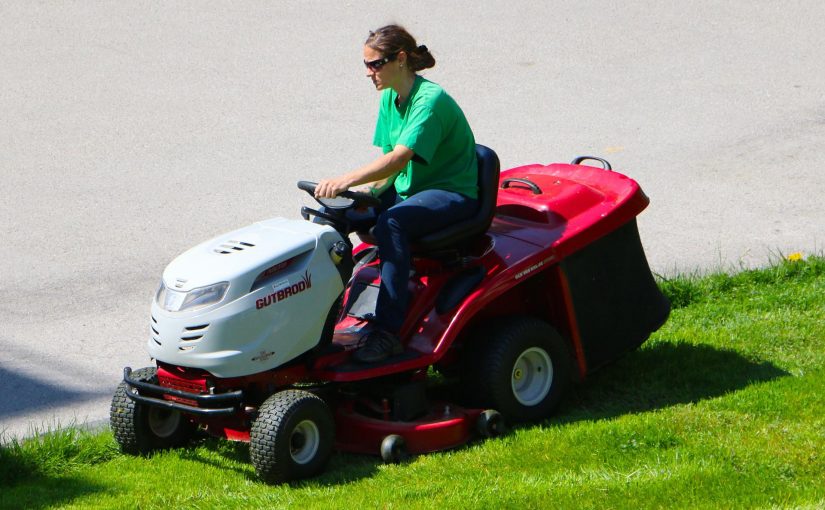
[
  {"x1": 249, "y1": 390, "x2": 334, "y2": 484},
  {"x1": 462, "y1": 317, "x2": 571, "y2": 423},
  {"x1": 110, "y1": 367, "x2": 195, "y2": 454}
]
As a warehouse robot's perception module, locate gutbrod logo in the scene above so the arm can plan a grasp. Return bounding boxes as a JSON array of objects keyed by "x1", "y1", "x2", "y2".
[
  {"x1": 515, "y1": 257, "x2": 552, "y2": 280},
  {"x1": 256, "y1": 271, "x2": 312, "y2": 310}
]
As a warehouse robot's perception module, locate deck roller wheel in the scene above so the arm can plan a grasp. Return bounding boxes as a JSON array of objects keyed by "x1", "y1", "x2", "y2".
[
  {"x1": 476, "y1": 409, "x2": 505, "y2": 438},
  {"x1": 380, "y1": 434, "x2": 409, "y2": 464}
]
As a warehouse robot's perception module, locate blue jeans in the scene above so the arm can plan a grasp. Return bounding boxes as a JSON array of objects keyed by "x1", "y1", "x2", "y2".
[{"x1": 368, "y1": 188, "x2": 478, "y2": 333}]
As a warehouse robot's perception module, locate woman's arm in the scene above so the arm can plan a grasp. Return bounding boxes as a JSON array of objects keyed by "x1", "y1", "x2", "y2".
[
  {"x1": 364, "y1": 175, "x2": 396, "y2": 197},
  {"x1": 315, "y1": 145, "x2": 414, "y2": 198}
]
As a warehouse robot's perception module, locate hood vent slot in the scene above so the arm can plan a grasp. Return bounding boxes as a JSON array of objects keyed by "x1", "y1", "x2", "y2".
[
  {"x1": 180, "y1": 324, "x2": 209, "y2": 344},
  {"x1": 214, "y1": 240, "x2": 256, "y2": 255},
  {"x1": 150, "y1": 315, "x2": 161, "y2": 345}
]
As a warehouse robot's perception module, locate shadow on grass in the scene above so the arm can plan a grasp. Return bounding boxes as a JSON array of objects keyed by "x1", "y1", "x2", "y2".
[
  {"x1": 0, "y1": 475, "x2": 105, "y2": 510},
  {"x1": 556, "y1": 340, "x2": 789, "y2": 423},
  {"x1": 0, "y1": 447, "x2": 105, "y2": 510},
  {"x1": 288, "y1": 452, "x2": 382, "y2": 488},
  {"x1": 175, "y1": 435, "x2": 255, "y2": 479},
  {"x1": 177, "y1": 435, "x2": 382, "y2": 486},
  {"x1": 0, "y1": 444, "x2": 38, "y2": 487}
]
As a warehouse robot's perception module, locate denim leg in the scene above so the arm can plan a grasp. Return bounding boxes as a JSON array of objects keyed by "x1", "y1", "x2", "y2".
[{"x1": 372, "y1": 189, "x2": 478, "y2": 333}]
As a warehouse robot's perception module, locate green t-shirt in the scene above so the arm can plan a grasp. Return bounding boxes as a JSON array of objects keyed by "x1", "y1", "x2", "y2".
[{"x1": 373, "y1": 76, "x2": 478, "y2": 200}]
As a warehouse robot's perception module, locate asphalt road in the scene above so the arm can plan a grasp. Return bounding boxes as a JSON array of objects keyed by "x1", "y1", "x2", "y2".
[{"x1": 2, "y1": 1, "x2": 824, "y2": 440}]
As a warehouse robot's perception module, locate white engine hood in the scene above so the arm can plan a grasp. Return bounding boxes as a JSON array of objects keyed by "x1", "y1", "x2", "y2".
[{"x1": 162, "y1": 217, "x2": 328, "y2": 292}]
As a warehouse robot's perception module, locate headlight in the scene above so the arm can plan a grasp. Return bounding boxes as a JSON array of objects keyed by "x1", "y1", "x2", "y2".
[{"x1": 156, "y1": 281, "x2": 229, "y2": 312}]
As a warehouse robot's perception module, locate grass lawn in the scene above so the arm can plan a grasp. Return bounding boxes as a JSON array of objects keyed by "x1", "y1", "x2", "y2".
[{"x1": 2, "y1": 256, "x2": 823, "y2": 509}]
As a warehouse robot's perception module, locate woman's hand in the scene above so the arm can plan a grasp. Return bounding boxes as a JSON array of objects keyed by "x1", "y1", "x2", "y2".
[{"x1": 315, "y1": 176, "x2": 353, "y2": 199}]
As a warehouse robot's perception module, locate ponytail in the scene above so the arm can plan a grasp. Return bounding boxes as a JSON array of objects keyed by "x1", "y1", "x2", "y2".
[{"x1": 407, "y1": 44, "x2": 435, "y2": 72}]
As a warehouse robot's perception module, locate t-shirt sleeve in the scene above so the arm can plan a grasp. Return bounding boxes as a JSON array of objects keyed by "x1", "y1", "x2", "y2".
[{"x1": 395, "y1": 104, "x2": 442, "y2": 164}]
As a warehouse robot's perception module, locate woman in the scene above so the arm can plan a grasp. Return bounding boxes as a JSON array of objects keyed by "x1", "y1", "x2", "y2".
[{"x1": 315, "y1": 25, "x2": 478, "y2": 363}]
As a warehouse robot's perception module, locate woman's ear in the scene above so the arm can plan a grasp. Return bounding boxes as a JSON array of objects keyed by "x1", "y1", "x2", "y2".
[{"x1": 397, "y1": 50, "x2": 407, "y2": 68}]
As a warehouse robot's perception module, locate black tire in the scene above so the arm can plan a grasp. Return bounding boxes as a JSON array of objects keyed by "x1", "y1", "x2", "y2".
[
  {"x1": 461, "y1": 317, "x2": 572, "y2": 423},
  {"x1": 109, "y1": 367, "x2": 195, "y2": 454},
  {"x1": 476, "y1": 409, "x2": 506, "y2": 438},
  {"x1": 249, "y1": 390, "x2": 335, "y2": 484},
  {"x1": 380, "y1": 434, "x2": 409, "y2": 464}
]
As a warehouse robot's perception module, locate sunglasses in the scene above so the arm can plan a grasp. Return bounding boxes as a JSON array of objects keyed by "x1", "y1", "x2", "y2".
[{"x1": 364, "y1": 53, "x2": 398, "y2": 72}]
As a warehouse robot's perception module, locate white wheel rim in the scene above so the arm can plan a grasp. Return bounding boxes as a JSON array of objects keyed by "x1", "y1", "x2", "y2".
[
  {"x1": 290, "y1": 420, "x2": 320, "y2": 465},
  {"x1": 147, "y1": 408, "x2": 182, "y2": 438},
  {"x1": 511, "y1": 347, "x2": 554, "y2": 406}
]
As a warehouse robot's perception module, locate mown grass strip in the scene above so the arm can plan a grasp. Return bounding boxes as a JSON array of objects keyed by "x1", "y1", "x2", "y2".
[{"x1": 2, "y1": 256, "x2": 823, "y2": 509}]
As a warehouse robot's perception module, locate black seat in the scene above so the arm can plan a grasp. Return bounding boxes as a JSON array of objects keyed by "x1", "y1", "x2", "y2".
[{"x1": 411, "y1": 144, "x2": 500, "y2": 253}]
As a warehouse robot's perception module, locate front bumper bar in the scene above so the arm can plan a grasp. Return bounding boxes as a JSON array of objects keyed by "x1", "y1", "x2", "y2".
[{"x1": 123, "y1": 367, "x2": 244, "y2": 417}]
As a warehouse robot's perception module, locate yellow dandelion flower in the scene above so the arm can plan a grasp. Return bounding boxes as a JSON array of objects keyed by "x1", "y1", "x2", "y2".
[{"x1": 787, "y1": 252, "x2": 803, "y2": 262}]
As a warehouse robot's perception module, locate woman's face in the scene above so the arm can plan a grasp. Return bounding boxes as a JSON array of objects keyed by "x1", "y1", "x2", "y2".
[{"x1": 363, "y1": 45, "x2": 403, "y2": 91}]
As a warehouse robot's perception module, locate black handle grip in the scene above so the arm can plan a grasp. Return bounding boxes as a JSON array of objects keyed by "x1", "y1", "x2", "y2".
[
  {"x1": 297, "y1": 180, "x2": 318, "y2": 193},
  {"x1": 340, "y1": 190, "x2": 381, "y2": 207},
  {"x1": 501, "y1": 177, "x2": 542, "y2": 195},
  {"x1": 297, "y1": 181, "x2": 381, "y2": 207},
  {"x1": 570, "y1": 156, "x2": 612, "y2": 171}
]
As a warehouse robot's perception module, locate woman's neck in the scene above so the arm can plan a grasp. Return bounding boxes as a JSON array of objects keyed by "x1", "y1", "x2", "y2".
[{"x1": 393, "y1": 73, "x2": 417, "y2": 105}]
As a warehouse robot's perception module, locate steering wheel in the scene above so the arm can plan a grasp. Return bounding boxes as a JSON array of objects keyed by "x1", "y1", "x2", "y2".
[{"x1": 297, "y1": 181, "x2": 382, "y2": 210}]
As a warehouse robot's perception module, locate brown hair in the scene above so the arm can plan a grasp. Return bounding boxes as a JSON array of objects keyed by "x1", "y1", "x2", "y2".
[{"x1": 365, "y1": 25, "x2": 435, "y2": 72}]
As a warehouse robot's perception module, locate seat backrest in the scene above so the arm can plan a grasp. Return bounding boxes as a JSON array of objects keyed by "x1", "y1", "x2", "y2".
[{"x1": 412, "y1": 144, "x2": 500, "y2": 252}]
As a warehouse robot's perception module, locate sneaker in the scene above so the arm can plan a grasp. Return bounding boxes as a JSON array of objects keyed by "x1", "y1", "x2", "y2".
[{"x1": 353, "y1": 329, "x2": 403, "y2": 363}]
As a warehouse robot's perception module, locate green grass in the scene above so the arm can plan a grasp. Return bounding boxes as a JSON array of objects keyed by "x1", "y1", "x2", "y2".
[{"x1": 2, "y1": 256, "x2": 824, "y2": 509}]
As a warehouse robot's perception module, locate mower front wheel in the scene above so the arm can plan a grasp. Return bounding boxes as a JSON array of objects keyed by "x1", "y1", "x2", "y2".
[
  {"x1": 110, "y1": 367, "x2": 195, "y2": 454},
  {"x1": 249, "y1": 390, "x2": 335, "y2": 484}
]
